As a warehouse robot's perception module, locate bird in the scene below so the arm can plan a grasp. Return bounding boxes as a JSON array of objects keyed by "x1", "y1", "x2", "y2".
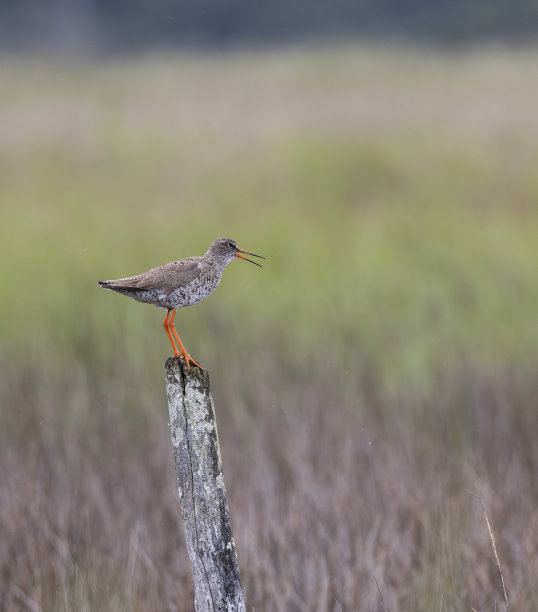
[{"x1": 99, "y1": 237, "x2": 264, "y2": 369}]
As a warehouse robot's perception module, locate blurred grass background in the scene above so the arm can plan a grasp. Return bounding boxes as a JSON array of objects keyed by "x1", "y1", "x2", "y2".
[{"x1": 1, "y1": 46, "x2": 538, "y2": 610}]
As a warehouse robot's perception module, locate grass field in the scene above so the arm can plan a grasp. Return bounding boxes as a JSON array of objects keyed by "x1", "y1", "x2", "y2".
[{"x1": 1, "y1": 46, "x2": 538, "y2": 610}]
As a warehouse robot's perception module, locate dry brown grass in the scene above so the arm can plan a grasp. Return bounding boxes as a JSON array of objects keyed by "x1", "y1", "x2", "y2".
[
  {"x1": 1, "y1": 357, "x2": 537, "y2": 610},
  {"x1": 464, "y1": 490, "x2": 510, "y2": 611}
]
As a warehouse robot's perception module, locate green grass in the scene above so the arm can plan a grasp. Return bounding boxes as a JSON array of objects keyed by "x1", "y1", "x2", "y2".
[
  {"x1": 1, "y1": 46, "x2": 538, "y2": 609},
  {"x1": 1, "y1": 57, "x2": 538, "y2": 395}
]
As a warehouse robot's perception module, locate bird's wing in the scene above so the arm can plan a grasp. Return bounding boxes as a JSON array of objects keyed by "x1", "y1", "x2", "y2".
[{"x1": 103, "y1": 257, "x2": 203, "y2": 293}]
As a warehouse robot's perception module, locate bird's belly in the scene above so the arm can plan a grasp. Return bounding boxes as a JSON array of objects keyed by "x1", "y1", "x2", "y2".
[{"x1": 167, "y1": 277, "x2": 219, "y2": 309}]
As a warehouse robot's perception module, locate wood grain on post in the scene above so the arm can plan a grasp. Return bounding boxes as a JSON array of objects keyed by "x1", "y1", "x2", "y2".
[{"x1": 165, "y1": 357, "x2": 245, "y2": 612}]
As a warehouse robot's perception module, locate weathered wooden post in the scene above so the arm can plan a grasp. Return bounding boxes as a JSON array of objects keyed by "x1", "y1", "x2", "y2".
[{"x1": 165, "y1": 357, "x2": 245, "y2": 612}]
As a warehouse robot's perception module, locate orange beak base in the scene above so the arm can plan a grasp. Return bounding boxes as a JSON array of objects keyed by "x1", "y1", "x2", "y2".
[{"x1": 236, "y1": 248, "x2": 265, "y2": 267}]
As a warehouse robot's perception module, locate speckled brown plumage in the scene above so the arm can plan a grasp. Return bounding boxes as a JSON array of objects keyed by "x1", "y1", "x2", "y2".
[{"x1": 99, "y1": 237, "x2": 264, "y2": 369}]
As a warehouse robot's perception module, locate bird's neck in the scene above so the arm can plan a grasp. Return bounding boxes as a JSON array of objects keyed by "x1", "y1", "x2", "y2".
[{"x1": 204, "y1": 254, "x2": 229, "y2": 274}]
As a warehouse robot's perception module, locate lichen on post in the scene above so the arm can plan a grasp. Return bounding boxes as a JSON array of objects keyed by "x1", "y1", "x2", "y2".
[{"x1": 165, "y1": 357, "x2": 245, "y2": 612}]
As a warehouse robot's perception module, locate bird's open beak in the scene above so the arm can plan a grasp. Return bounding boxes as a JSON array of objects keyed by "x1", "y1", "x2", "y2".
[{"x1": 236, "y1": 248, "x2": 265, "y2": 267}]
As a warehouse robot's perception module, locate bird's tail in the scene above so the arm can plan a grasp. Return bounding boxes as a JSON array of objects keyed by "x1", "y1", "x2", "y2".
[{"x1": 98, "y1": 279, "x2": 143, "y2": 294}]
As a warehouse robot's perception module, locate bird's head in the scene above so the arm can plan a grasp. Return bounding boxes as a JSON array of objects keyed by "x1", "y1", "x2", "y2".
[{"x1": 208, "y1": 238, "x2": 265, "y2": 268}]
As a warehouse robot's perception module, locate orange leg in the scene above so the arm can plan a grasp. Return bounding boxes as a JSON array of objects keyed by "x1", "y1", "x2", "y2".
[
  {"x1": 163, "y1": 310, "x2": 181, "y2": 357},
  {"x1": 168, "y1": 310, "x2": 202, "y2": 370}
]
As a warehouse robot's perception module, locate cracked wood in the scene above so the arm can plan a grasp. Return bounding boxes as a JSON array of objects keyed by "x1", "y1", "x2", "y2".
[{"x1": 165, "y1": 357, "x2": 245, "y2": 612}]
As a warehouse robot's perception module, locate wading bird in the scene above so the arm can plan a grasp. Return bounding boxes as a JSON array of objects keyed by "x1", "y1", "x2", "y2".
[{"x1": 99, "y1": 237, "x2": 264, "y2": 369}]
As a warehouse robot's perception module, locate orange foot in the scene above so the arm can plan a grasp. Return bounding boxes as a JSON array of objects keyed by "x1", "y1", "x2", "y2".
[
  {"x1": 163, "y1": 310, "x2": 203, "y2": 370},
  {"x1": 180, "y1": 353, "x2": 203, "y2": 371}
]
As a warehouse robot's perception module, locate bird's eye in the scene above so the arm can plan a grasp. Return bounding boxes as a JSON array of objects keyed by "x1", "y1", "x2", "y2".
[{"x1": 228, "y1": 242, "x2": 235, "y2": 249}]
